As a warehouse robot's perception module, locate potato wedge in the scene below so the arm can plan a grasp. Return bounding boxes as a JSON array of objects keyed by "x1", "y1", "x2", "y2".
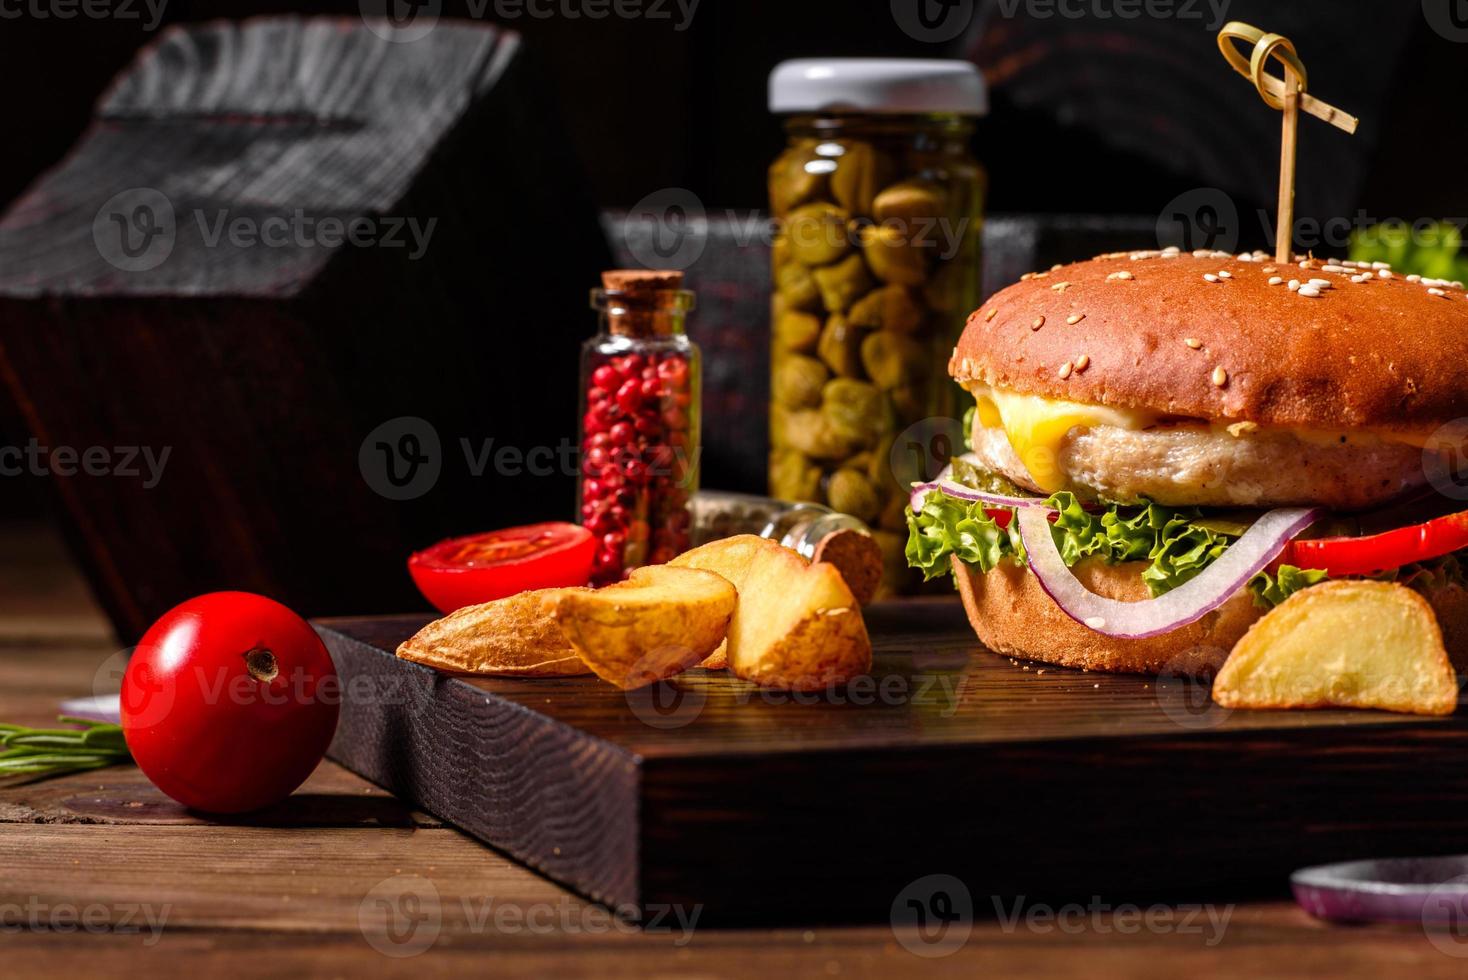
[
  {"x1": 1213, "y1": 581, "x2": 1459, "y2": 716},
  {"x1": 671, "y1": 535, "x2": 872, "y2": 691},
  {"x1": 553, "y1": 565, "x2": 736, "y2": 690},
  {"x1": 397, "y1": 588, "x2": 592, "y2": 676},
  {"x1": 811, "y1": 527, "x2": 881, "y2": 606}
]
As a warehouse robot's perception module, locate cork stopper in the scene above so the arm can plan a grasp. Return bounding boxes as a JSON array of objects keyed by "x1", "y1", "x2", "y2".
[
  {"x1": 602, "y1": 269, "x2": 685, "y2": 293},
  {"x1": 597, "y1": 269, "x2": 692, "y2": 338}
]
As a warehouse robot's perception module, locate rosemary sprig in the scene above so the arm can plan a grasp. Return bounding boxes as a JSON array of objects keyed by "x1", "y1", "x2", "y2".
[{"x1": 0, "y1": 716, "x2": 130, "y2": 780}]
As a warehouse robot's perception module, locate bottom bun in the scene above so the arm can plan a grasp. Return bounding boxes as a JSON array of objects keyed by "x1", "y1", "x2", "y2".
[
  {"x1": 955, "y1": 558, "x2": 1468, "y2": 676},
  {"x1": 953, "y1": 557, "x2": 1260, "y2": 676}
]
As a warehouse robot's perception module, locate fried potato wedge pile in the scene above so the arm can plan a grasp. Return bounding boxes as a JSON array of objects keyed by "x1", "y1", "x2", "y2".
[{"x1": 398, "y1": 534, "x2": 874, "y2": 693}]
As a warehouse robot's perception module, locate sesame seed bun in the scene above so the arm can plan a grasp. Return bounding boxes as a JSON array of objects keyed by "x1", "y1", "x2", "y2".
[
  {"x1": 952, "y1": 250, "x2": 1468, "y2": 434},
  {"x1": 955, "y1": 556, "x2": 1468, "y2": 676}
]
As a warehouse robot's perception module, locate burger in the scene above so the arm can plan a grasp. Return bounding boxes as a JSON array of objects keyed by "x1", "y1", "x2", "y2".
[{"x1": 906, "y1": 247, "x2": 1468, "y2": 675}]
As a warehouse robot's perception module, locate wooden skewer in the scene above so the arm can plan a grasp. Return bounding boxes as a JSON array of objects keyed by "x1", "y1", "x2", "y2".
[
  {"x1": 1276, "y1": 63, "x2": 1300, "y2": 265},
  {"x1": 1216, "y1": 22, "x2": 1359, "y2": 264}
]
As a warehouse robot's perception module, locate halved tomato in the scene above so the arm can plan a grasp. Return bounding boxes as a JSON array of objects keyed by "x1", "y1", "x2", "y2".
[{"x1": 408, "y1": 523, "x2": 595, "y2": 613}]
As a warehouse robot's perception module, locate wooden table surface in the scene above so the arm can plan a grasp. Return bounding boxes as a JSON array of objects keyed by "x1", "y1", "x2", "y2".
[{"x1": 3, "y1": 520, "x2": 1467, "y2": 978}]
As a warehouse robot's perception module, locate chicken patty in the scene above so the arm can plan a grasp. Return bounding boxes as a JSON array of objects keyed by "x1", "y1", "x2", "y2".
[{"x1": 970, "y1": 422, "x2": 1426, "y2": 509}]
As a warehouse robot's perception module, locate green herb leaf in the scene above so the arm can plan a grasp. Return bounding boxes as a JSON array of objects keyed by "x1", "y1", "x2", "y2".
[{"x1": 0, "y1": 717, "x2": 129, "y2": 782}]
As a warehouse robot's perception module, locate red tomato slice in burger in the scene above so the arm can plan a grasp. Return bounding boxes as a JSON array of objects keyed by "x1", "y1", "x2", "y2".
[
  {"x1": 1287, "y1": 510, "x2": 1468, "y2": 577},
  {"x1": 408, "y1": 523, "x2": 595, "y2": 613}
]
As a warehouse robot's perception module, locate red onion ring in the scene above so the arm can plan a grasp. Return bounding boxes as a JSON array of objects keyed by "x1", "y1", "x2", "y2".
[
  {"x1": 908, "y1": 456, "x2": 1062, "y2": 514},
  {"x1": 1016, "y1": 505, "x2": 1323, "y2": 639}
]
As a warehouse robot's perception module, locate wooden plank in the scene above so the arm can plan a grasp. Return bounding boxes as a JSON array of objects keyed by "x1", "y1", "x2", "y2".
[
  {"x1": 319, "y1": 601, "x2": 1468, "y2": 922},
  {"x1": 1, "y1": 841, "x2": 1464, "y2": 980}
]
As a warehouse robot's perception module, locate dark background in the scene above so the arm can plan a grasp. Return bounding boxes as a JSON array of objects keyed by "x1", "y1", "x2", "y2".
[
  {"x1": 4, "y1": 0, "x2": 1465, "y2": 221},
  {"x1": 0, "y1": 0, "x2": 1464, "y2": 608}
]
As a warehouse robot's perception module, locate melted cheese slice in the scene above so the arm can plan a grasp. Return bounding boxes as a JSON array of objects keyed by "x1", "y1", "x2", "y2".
[
  {"x1": 971, "y1": 387, "x2": 1156, "y2": 493},
  {"x1": 968, "y1": 385, "x2": 1436, "y2": 495}
]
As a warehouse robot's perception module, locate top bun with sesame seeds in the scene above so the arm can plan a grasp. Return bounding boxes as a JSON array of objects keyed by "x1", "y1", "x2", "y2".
[{"x1": 953, "y1": 248, "x2": 1468, "y2": 435}]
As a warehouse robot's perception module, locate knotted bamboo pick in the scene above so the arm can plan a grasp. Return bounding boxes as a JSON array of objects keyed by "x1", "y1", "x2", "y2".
[{"x1": 1217, "y1": 22, "x2": 1360, "y2": 264}]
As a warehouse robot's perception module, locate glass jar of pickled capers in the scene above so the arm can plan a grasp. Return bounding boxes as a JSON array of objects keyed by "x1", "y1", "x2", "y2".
[{"x1": 766, "y1": 59, "x2": 987, "y2": 592}]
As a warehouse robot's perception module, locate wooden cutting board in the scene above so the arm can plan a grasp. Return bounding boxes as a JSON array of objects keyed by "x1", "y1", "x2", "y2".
[{"x1": 317, "y1": 599, "x2": 1468, "y2": 924}]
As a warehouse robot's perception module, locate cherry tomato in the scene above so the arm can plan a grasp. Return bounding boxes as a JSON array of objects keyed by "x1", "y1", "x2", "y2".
[
  {"x1": 120, "y1": 592, "x2": 339, "y2": 814},
  {"x1": 408, "y1": 522, "x2": 595, "y2": 613},
  {"x1": 1287, "y1": 509, "x2": 1468, "y2": 577}
]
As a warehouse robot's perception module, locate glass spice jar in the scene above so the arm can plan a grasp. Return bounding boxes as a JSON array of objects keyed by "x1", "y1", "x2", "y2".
[
  {"x1": 766, "y1": 59, "x2": 987, "y2": 591},
  {"x1": 579, "y1": 270, "x2": 701, "y2": 584}
]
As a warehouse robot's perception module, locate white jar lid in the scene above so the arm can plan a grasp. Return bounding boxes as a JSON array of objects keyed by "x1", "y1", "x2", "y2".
[{"x1": 769, "y1": 58, "x2": 986, "y2": 116}]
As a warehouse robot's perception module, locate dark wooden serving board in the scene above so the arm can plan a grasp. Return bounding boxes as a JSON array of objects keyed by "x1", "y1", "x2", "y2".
[{"x1": 317, "y1": 599, "x2": 1468, "y2": 925}]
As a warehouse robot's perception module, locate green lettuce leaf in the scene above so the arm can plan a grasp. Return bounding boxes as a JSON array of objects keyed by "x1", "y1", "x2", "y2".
[
  {"x1": 905, "y1": 483, "x2": 1238, "y2": 597},
  {"x1": 1045, "y1": 491, "x2": 1234, "y2": 596},
  {"x1": 1247, "y1": 564, "x2": 1329, "y2": 608},
  {"x1": 904, "y1": 491, "x2": 1024, "y2": 582}
]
